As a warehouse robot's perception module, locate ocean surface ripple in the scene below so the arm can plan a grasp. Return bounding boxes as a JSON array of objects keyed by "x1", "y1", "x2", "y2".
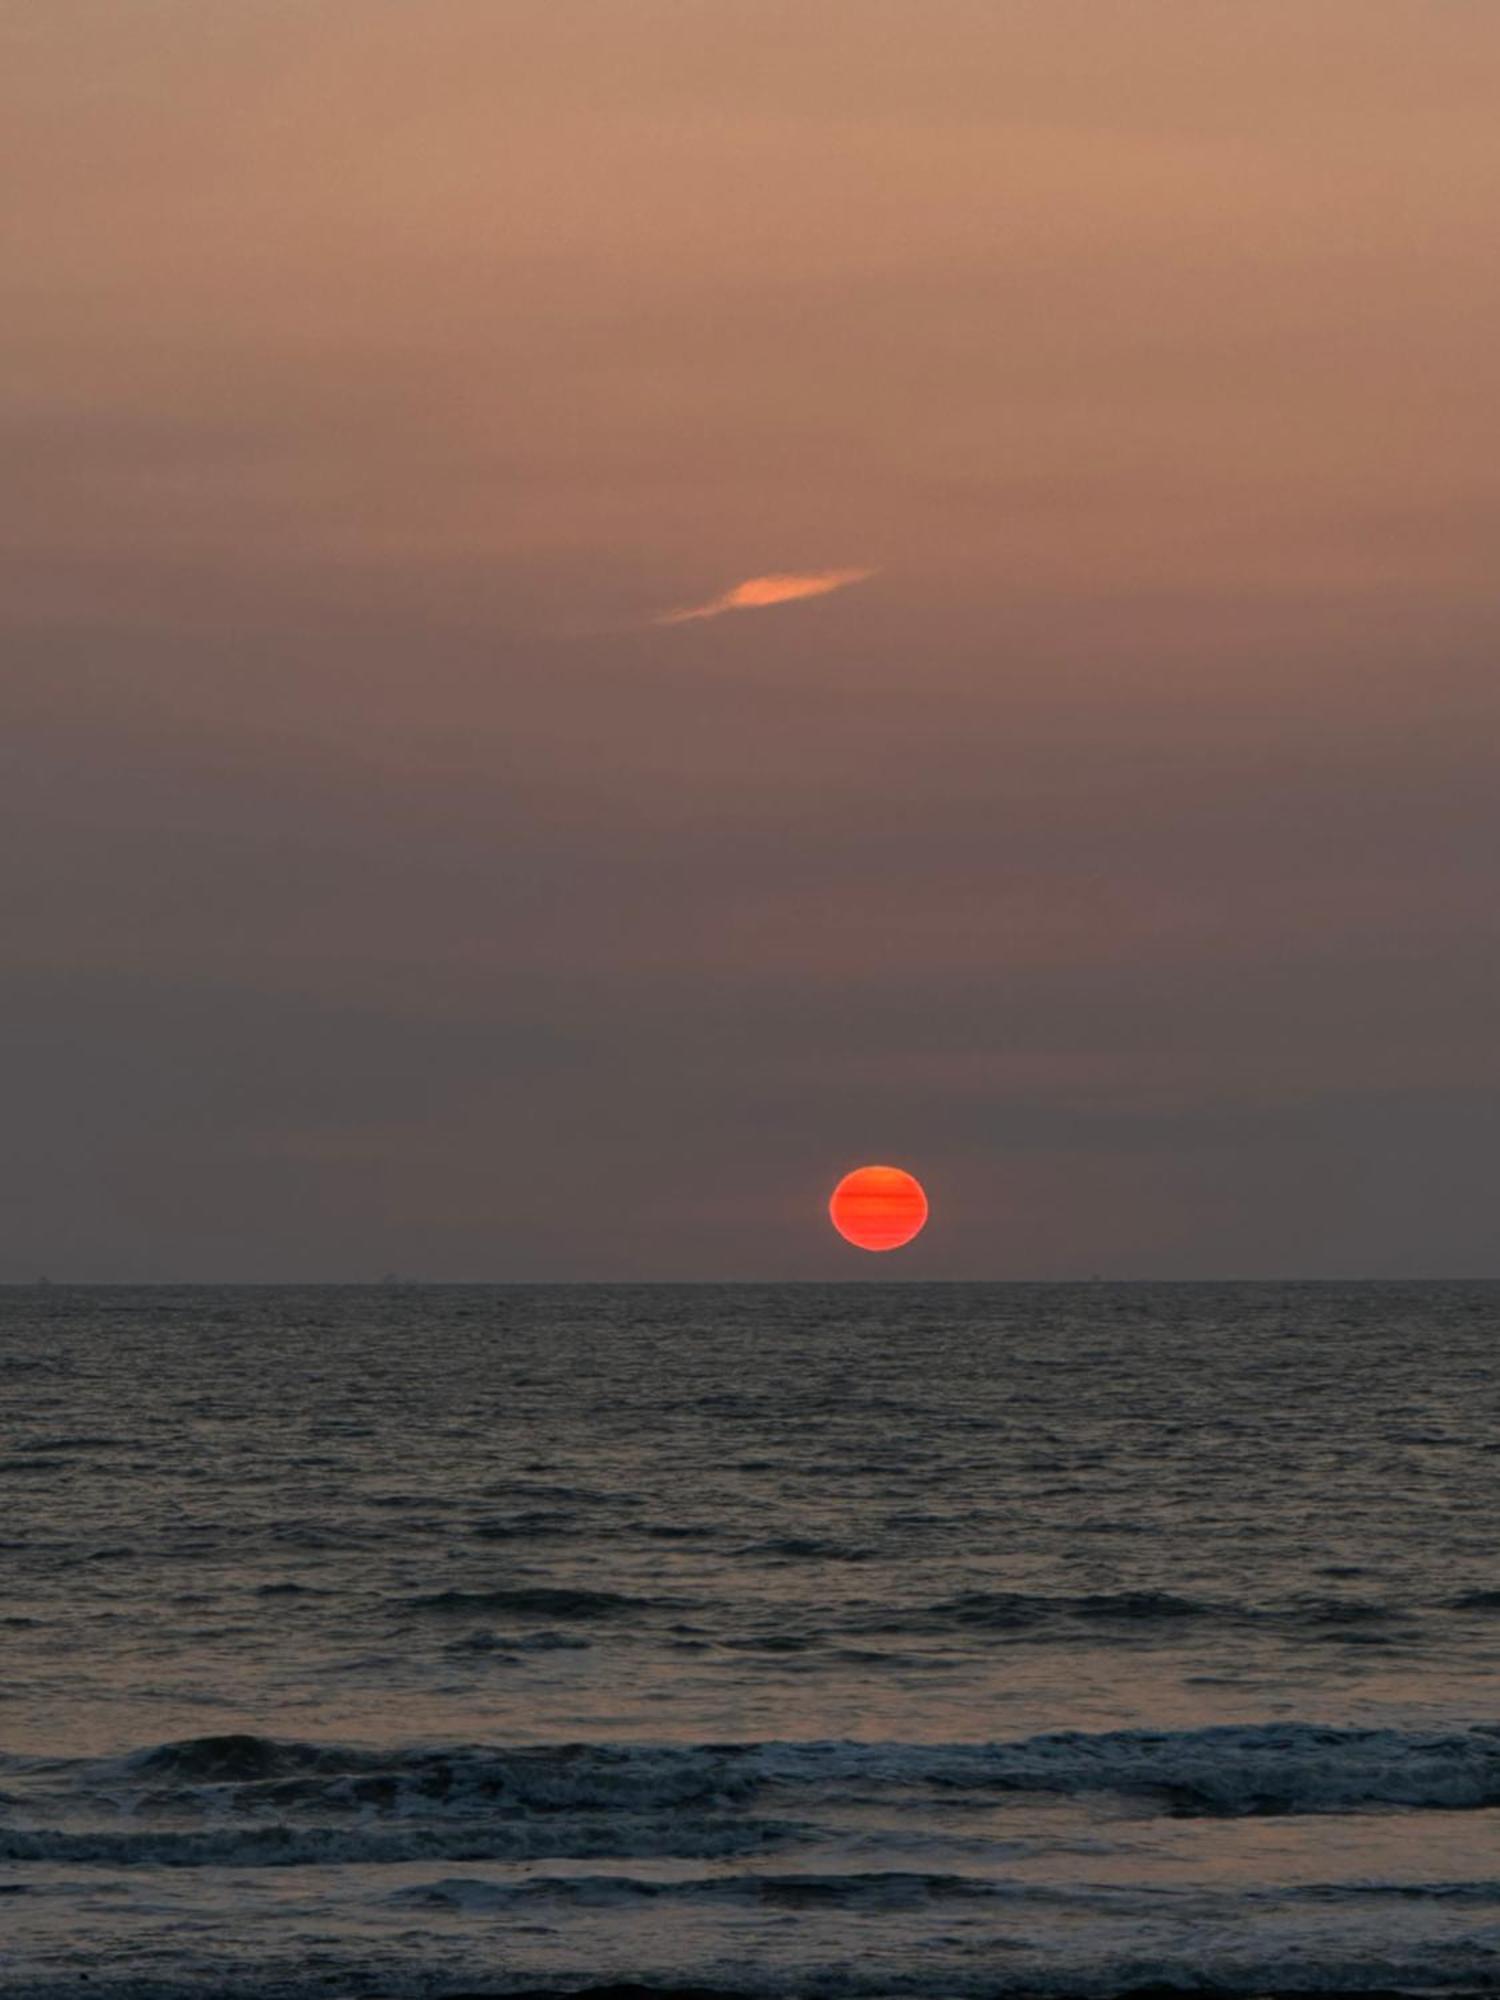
[{"x1": 3, "y1": 1280, "x2": 1500, "y2": 1997}]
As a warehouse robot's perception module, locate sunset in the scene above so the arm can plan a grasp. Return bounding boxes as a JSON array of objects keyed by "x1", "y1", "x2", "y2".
[
  {"x1": 5, "y1": 0, "x2": 1497, "y2": 1284},
  {"x1": 829, "y1": 1164, "x2": 930, "y2": 1251},
  {"x1": 4, "y1": 4, "x2": 1499, "y2": 1996}
]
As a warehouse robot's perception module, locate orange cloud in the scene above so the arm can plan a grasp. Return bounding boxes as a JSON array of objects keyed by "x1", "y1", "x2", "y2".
[{"x1": 655, "y1": 567, "x2": 874, "y2": 625}]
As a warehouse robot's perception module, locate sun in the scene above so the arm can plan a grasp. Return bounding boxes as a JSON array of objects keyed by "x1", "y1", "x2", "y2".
[{"x1": 829, "y1": 1164, "x2": 929, "y2": 1252}]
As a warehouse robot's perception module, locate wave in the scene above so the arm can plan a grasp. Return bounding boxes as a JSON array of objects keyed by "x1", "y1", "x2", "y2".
[
  {"x1": 469, "y1": 1510, "x2": 590, "y2": 1541},
  {"x1": 10, "y1": 1434, "x2": 127, "y2": 1453},
  {"x1": 385, "y1": 1868, "x2": 1038, "y2": 1911},
  {"x1": 902, "y1": 1588, "x2": 1219, "y2": 1628},
  {"x1": 6, "y1": 1950, "x2": 1500, "y2": 2000},
  {"x1": 442, "y1": 1627, "x2": 593, "y2": 1655},
  {"x1": 869, "y1": 1589, "x2": 1416, "y2": 1637},
  {"x1": 738, "y1": 1536, "x2": 873, "y2": 1562},
  {"x1": 110, "y1": 1734, "x2": 765, "y2": 1810},
  {"x1": 388, "y1": 1869, "x2": 1500, "y2": 1913},
  {"x1": 17, "y1": 1720, "x2": 1500, "y2": 1856},
  {"x1": 1451, "y1": 1587, "x2": 1500, "y2": 1611},
  {"x1": 0, "y1": 1816, "x2": 791, "y2": 1868},
  {"x1": 400, "y1": 1586, "x2": 670, "y2": 1621}
]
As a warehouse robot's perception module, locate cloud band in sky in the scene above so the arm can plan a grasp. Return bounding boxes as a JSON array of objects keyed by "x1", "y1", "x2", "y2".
[{"x1": 655, "y1": 567, "x2": 875, "y2": 625}]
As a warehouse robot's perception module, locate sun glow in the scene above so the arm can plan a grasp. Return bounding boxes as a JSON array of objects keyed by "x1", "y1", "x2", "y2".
[{"x1": 829, "y1": 1165, "x2": 929, "y2": 1252}]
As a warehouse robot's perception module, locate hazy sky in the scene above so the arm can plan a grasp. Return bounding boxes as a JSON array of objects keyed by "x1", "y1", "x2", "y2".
[{"x1": 4, "y1": 2, "x2": 1498, "y2": 1278}]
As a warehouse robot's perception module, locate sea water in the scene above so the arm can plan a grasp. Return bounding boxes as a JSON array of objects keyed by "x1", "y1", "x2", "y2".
[{"x1": 3, "y1": 1281, "x2": 1500, "y2": 1995}]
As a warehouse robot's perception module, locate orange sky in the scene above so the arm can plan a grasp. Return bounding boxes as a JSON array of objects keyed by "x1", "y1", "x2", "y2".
[{"x1": 3, "y1": 3, "x2": 1498, "y2": 1276}]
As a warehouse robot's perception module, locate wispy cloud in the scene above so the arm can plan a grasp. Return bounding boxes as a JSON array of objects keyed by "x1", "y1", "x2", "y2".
[{"x1": 655, "y1": 567, "x2": 875, "y2": 625}]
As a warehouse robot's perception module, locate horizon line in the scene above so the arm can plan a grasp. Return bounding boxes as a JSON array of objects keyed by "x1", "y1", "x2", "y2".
[{"x1": 4, "y1": 1275, "x2": 1496, "y2": 1289}]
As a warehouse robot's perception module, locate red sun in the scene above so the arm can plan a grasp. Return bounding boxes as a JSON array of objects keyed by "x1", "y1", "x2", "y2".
[{"x1": 829, "y1": 1164, "x2": 929, "y2": 1252}]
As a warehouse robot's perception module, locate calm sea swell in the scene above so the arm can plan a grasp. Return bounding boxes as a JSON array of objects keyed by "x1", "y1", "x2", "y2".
[{"x1": 4, "y1": 1281, "x2": 1500, "y2": 1995}]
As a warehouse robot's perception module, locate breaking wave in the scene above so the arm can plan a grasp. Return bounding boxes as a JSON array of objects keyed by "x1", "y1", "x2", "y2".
[{"x1": 8, "y1": 1718, "x2": 1499, "y2": 1873}]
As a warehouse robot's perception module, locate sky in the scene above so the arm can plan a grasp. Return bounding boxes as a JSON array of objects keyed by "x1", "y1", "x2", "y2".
[{"x1": 3, "y1": 1, "x2": 1498, "y2": 1280}]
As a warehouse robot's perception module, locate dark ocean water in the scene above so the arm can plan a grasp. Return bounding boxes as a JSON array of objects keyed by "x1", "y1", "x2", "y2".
[{"x1": 4, "y1": 1281, "x2": 1500, "y2": 1998}]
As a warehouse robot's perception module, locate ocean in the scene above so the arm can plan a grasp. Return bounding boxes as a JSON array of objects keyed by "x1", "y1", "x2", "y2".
[{"x1": 4, "y1": 1280, "x2": 1500, "y2": 1997}]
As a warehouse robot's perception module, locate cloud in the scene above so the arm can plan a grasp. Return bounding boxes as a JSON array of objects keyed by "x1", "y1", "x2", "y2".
[{"x1": 655, "y1": 567, "x2": 875, "y2": 625}]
